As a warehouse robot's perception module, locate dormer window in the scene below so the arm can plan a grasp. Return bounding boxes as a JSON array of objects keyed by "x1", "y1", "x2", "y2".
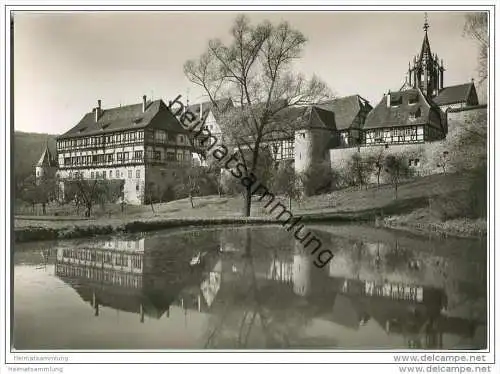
[
  {"x1": 101, "y1": 123, "x2": 110, "y2": 130},
  {"x1": 133, "y1": 117, "x2": 142, "y2": 124},
  {"x1": 390, "y1": 96, "x2": 403, "y2": 106},
  {"x1": 408, "y1": 95, "x2": 418, "y2": 105}
]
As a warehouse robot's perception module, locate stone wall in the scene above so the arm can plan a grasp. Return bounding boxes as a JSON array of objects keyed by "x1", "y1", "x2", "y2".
[
  {"x1": 447, "y1": 105, "x2": 487, "y2": 135},
  {"x1": 329, "y1": 141, "x2": 446, "y2": 184}
]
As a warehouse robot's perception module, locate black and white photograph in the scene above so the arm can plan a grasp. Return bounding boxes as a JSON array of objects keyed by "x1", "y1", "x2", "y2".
[{"x1": 1, "y1": 2, "x2": 497, "y2": 373}]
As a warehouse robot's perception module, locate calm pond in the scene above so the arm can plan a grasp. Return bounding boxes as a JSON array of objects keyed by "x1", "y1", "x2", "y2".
[{"x1": 13, "y1": 224, "x2": 487, "y2": 350}]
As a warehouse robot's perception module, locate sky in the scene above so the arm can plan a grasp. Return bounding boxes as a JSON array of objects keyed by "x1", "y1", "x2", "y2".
[{"x1": 13, "y1": 11, "x2": 483, "y2": 134}]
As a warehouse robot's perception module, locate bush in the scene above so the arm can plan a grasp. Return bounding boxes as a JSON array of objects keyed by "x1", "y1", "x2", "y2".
[{"x1": 299, "y1": 161, "x2": 336, "y2": 196}]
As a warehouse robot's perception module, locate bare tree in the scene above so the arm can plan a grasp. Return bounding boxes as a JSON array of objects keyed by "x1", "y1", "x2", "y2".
[
  {"x1": 270, "y1": 161, "x2": 300, "y2": 210},
  {"x1": 65, "y1": 176, "x2": 123, "y2": 217},
  {"x1": 347, "y1": 152, "x2": 372, "y2": 190},
  {"x1": 384, "y1": 154, "x2": 412, "y2": 199},
  {"x1": 367, "y1": 148, "x2": 385, "y2": 189},
  {"x1": 436, "y1": 151, "x2": 450, "y2": 175},
  {"x1": 463, "y1": 13, "x2": 488, "y2": 83},
  {"x1": 184, "y1": 15, "x2": 332, "y2": 216}
]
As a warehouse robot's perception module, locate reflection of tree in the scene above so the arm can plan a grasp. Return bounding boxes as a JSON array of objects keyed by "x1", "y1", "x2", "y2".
[
  {"x1": 204, "y1": 229, "x2": 313, "y2": 348},
  {"x1": 384, "y1": 240, "x2": 413, "y2": 271}
]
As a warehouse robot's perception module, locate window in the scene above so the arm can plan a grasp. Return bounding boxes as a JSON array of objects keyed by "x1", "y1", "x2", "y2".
[
  {"x1": 154, "y1": 151, "x2": 161, "y2": 160},
  {"x1": 166, "y1": 152, "x2": 176, "y2": 161},
  {"x1": 134, "y1": 150, "x2": 143, "y2": 160},
  {"x1": 282, "y1": 139, "x2": 294, "y2": 159},
  {"x1": 109, "y1": 170, "x2": 113, "y2": 178},
  {"x1": 103, "y1": 171, "x2": 106, "y2": 179},
  {"x1": 115, "y1": 254, "x2": 128, "y2": 267},
  {"x1": 107, "y1": 154, "x2": 113, "y2": 163},
  {"x1": 390, "y1": 95, "x2": 403, "y2": 106},
  {"x1": 179, "y1": 135, "x2": 184, "y2": 144},
  {"x1": 154, "y1": 130, "x2": 167, "y2": 143},
  {"x1": 116, "y1": 169, "x2": 120, "y2": 178},
  {"x1": 138, "y1": 131, "x2": 144, "y2": 140},
  {"x1": 123, "y1": 152, "x2": 130, "y2": 162},
  {"x1": 128, "y1": 170, "x2": 132, "y2": 179},
  {"x1": 117, "y1": 152, "x2": 123, "y2": 162},
  {"x1": 136, "y1": 170, "x2": 140, "y2": 178},
  {"x1": 136, "y1": 183, "x2": 140, "y2": 191},
  {"x1": 408, "y1": 95, "x2": 418, "y2": 104},
  {"x1": 91, "y1": 172, "x2": 94, "y2": 179}
]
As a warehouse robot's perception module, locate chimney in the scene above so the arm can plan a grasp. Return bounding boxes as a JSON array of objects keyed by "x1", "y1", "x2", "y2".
[
  {"x1": 95, "y1": 99, "x2": 101, "y2": 122},
  {"x1": 386, "y1": 91, "x2": 391, "y2": 107},
  {"x1": 199, "y1": 102, "x2": 203, "y2": 121},
  {"x1": 142, "y1": 95, "x2": 147, "y2": 112}
]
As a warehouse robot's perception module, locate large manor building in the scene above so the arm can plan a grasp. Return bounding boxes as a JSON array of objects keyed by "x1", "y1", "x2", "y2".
[
  {"x1": 36, "y1": 17, "x2": 486, "y2": 205},
  {"x1": 54, "y1": 96, "x2": 192, "y2": 204}
]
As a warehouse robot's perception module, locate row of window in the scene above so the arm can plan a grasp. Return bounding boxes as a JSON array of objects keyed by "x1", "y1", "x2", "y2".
[
  {"x1": 55, "y1": 264, "x2": 143, "y2": 288},
  {"x1": 61, "y1": 249, "x2": 143, "y2": 269},
  {"x1": 58, "y1": 131, "x2": 145, "y2": 150},
  {"x1": 148, "y1": 130, "x2": 186, "y2": 145},
  {"x1": 63, "y1": 151, "x2": 144, "y2": 166},
  {"x1": 68, "y1": 169, "x2": 141, "y2": 180},
  {"x1": 367, "y1": 126, "x2": 421, "y2": 144},
  {"x1": 62, "y1": 149, "x2": 191, "y2": 167}
]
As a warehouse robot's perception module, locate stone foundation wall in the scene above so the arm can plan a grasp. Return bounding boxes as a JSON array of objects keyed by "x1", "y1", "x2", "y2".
[
  {"x1": 447, "y1": 105, "x2": 487, "y2": 134},
  {"x1": 329, "y1": 141, "x2": 446, "y2": 184}
]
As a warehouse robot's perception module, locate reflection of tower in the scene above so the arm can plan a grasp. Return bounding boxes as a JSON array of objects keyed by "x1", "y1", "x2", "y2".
[{"x1": 293, "y1": 243, "x2": 311, "y2": 297}]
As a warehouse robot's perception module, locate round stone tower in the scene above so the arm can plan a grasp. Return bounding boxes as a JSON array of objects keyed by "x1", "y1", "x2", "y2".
[{"x1": 294, "y1": 128, "x2": 332, "y2": 174}]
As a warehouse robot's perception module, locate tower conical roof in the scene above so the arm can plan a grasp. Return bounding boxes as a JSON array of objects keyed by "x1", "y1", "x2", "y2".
[
  {"x1": 37, "y1": 146, "x2": 57, "y2": 167},
  {"x1": 419, "y1": 32, "x2": 432, "y2": 63},
  {"x1": 418, "y1": 15, "x2": 432, "y2": 65}
]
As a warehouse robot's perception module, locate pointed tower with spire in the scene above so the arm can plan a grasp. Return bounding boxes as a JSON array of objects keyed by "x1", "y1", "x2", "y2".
[
  {"x1": 408, "y1": 13, "x2": 445, "y2": 97},
  {"x1": 35, "y1": 142, "x2": 58, "y2": 184}
]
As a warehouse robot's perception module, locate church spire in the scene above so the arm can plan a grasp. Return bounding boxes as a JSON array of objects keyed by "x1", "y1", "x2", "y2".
[
  {"x1": 419, "y1": 13, "x2": 432, "y2": 66},
  {"x1": 408, "y1": 12, "x2": 443, "y2": 97}
]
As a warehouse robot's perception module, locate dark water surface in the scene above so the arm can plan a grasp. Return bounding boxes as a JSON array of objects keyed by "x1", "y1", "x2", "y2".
[{"x1": 13, "y1": 224, "x2": 487, "y2": 350}]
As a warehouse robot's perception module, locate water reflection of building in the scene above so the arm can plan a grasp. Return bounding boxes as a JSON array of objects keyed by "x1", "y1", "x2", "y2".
[
  {"x1": 55, "y1": 238, "x2": 202, "y2": 322},
  {"x1": 204, "y1": 233, "x2": 479, "y2": 349},
  {"x1": 53, "y1": 231, "x2": 483, "y2": 349}
]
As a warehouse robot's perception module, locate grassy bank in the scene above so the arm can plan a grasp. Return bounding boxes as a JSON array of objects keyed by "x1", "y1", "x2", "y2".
[{"x1": 13, "y1": 172, "x2": 486, "y2": 243}]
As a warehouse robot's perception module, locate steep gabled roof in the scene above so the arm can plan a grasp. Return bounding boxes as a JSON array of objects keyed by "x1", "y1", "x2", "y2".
[
  {"x1": 317, "y1": 95, "x2": 372, "y2": 130},
  {"x1": 37, "y1": 146, "x2": 57, "y2": 167},
  {"x1": 186, "y1": 98, "x2": 233, "y2": 122},
  {"x1": 433, "y1": 83, "x2": 476, "y2": 106},
  {"x1": 58, "y1": 99, "x2": 184, "y2": 139},
  {"x1": 363, "y1": 88, "x2": 443, "y2": 131}
]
